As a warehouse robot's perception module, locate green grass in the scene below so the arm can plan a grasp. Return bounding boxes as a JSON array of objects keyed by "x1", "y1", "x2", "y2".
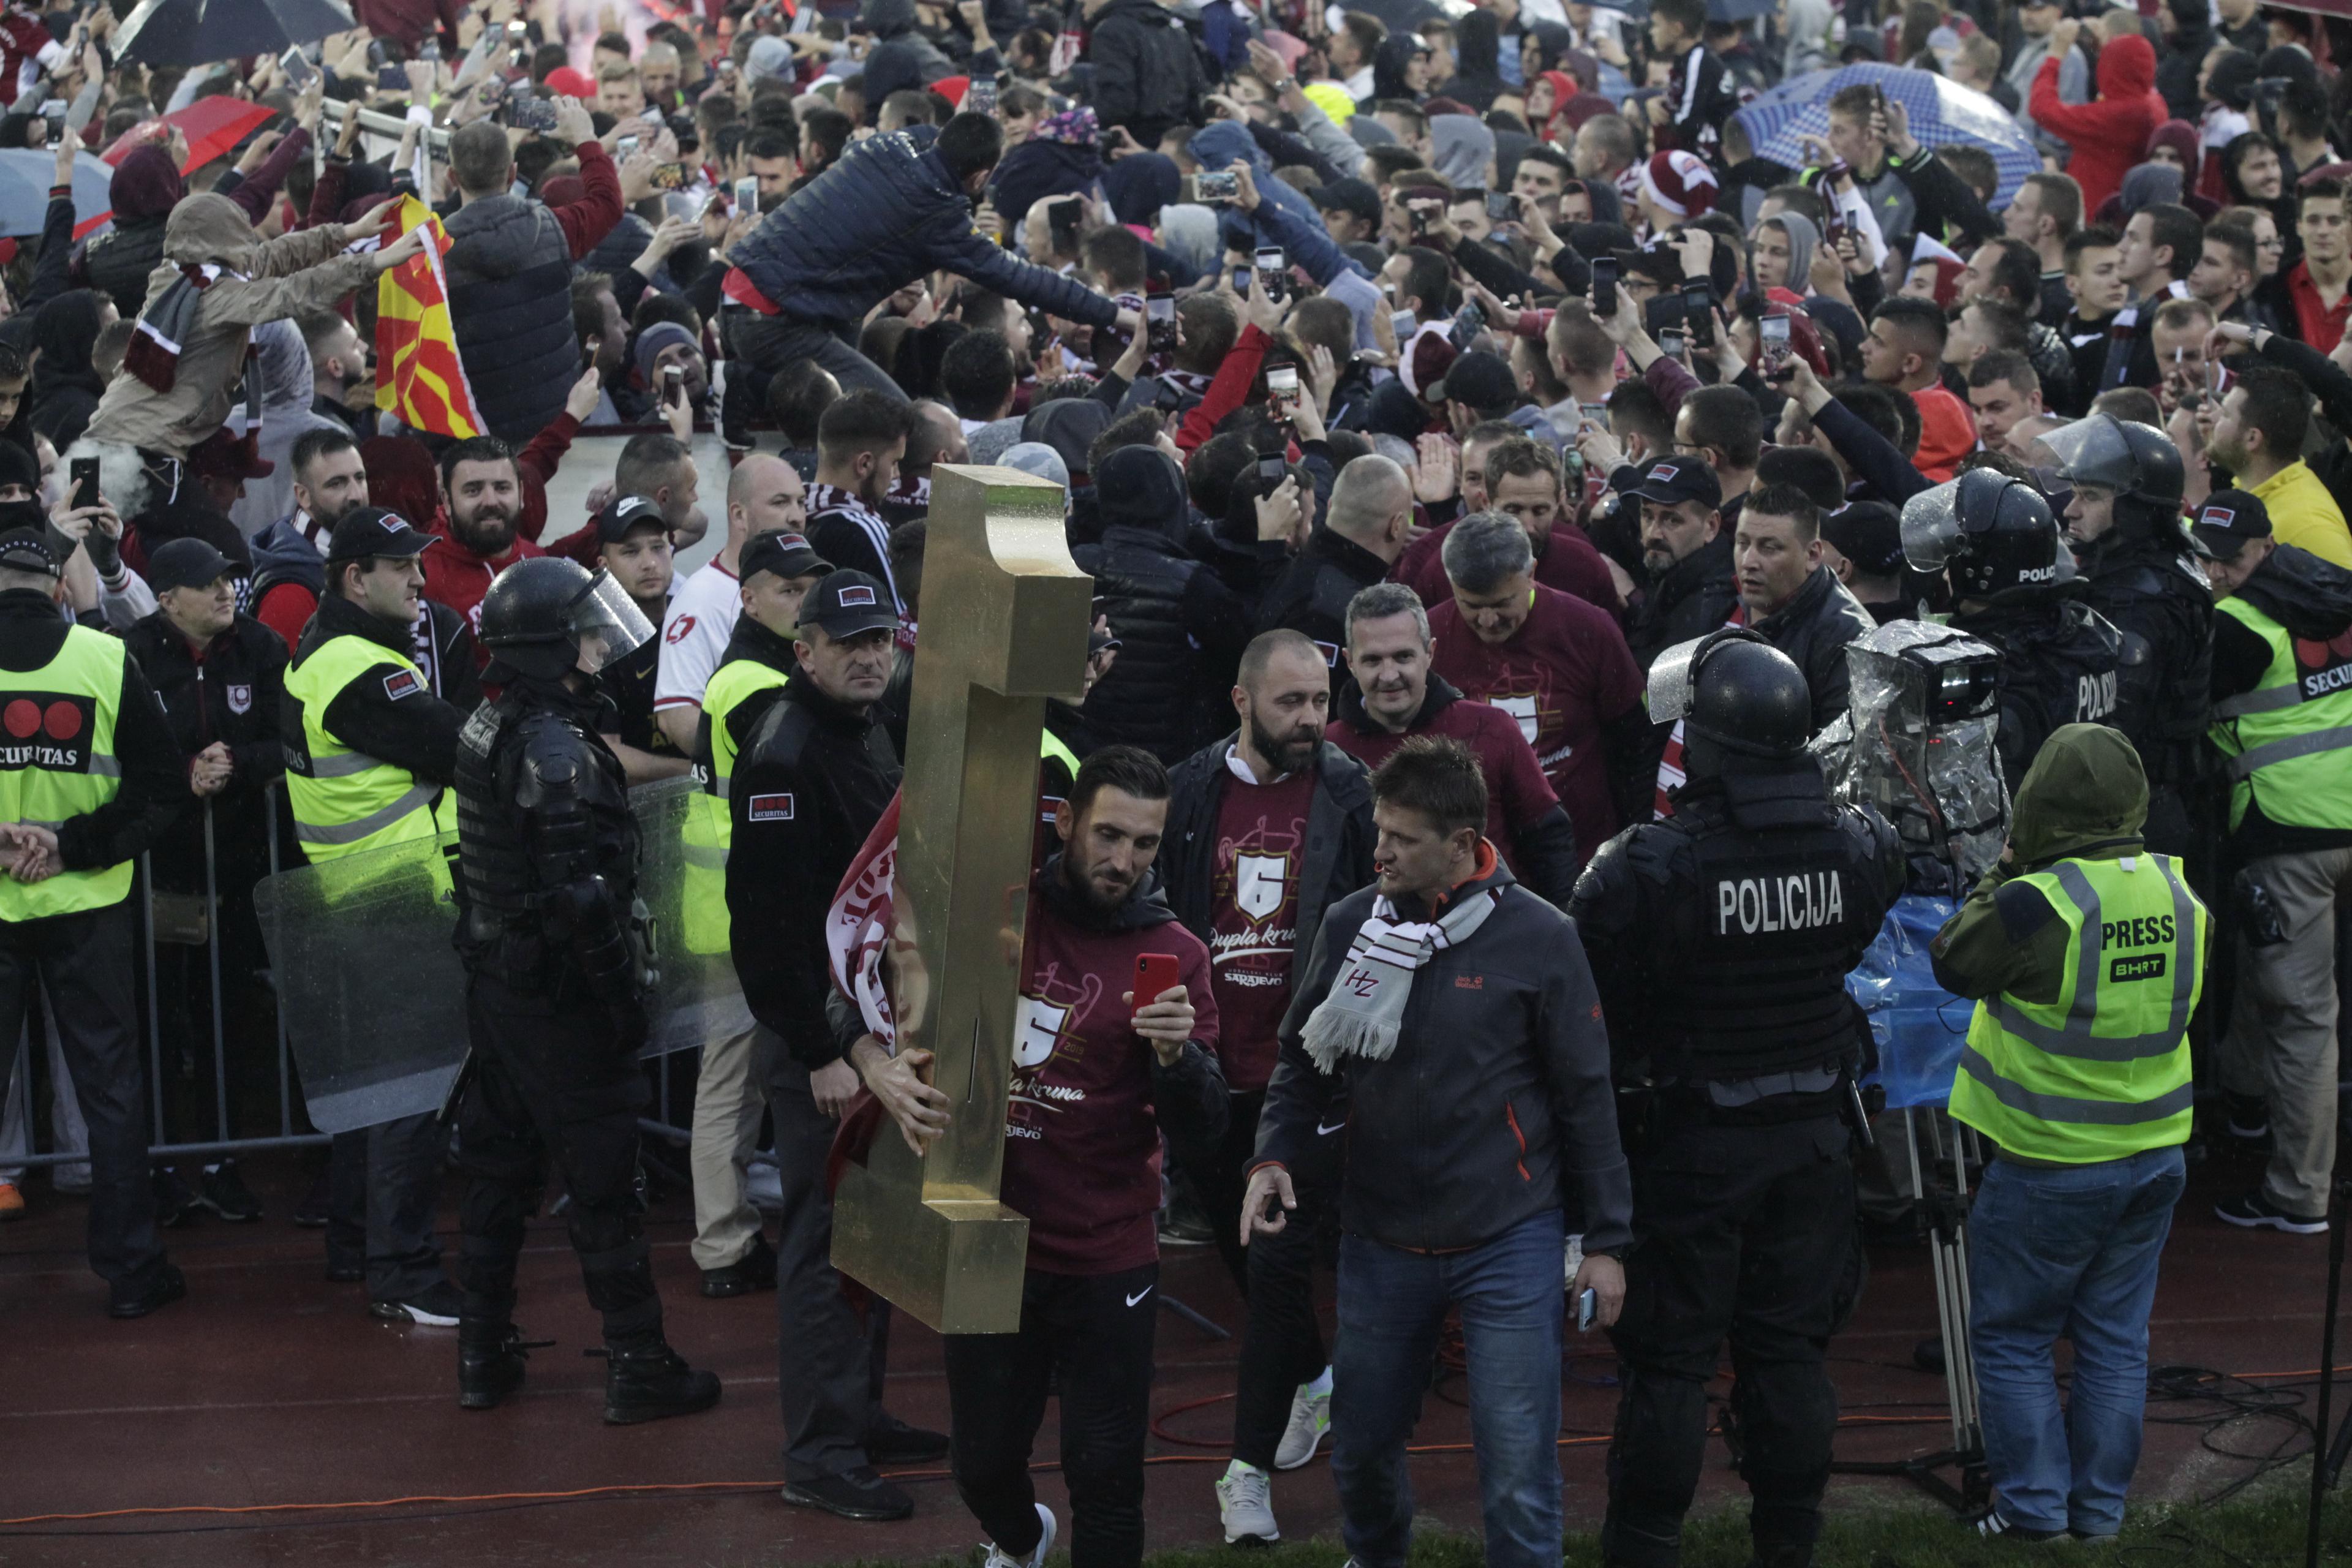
[{"x1": 767, "y1": 1478, "x2": 2352, "y2": 1567}]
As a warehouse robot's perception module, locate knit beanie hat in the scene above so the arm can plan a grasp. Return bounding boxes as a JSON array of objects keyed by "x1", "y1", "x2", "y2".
[{"x1": 1642, "y1": 149, "x2": 1718, "y2": 219}]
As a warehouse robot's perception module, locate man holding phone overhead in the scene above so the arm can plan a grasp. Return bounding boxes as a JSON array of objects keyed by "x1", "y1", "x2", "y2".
[{"x1": 865, "y1": 745, "x2": 1226, "y2": 1568}]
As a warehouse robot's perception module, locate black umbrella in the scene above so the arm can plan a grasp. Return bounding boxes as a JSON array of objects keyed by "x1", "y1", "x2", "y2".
[{"x1": 114, "y1": 0, "x2": 357, "y2": 69}]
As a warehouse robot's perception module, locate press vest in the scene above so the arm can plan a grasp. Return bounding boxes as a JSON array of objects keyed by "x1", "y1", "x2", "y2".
[
  {"x1": 682, "y1": 657, "x2": 794, "y2": 954},
  {"x1": 0, "y1": 627, "x2": 131, "y2": 921},
  {"x1": 2207, "y1": 595, "x2": 2352, "y2": 833},
  {"x1": 284, "y1": 634, "x2": 448, "y2": 863},
  {"x1": 1953, "y1": 853, "x2": 2205, "y2": 1163}
]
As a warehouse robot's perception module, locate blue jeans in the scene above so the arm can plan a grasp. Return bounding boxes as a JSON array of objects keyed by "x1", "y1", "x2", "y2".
[
  {"x1": 1968, "y1": 1145, "x2": 2185, "y2": 1537},
  {"x1": 1332, "y1": 1208, "x2": 1566, "y2": 1568}
]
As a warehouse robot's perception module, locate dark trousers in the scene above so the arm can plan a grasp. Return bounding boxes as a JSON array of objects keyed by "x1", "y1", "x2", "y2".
[
  {"x1": 725, "y1": 309, "x2": 908, "y2": 404},
  {"x1": 769, "y1": 1048, "x2": 890, "y2": 1480},
  {"x1": 944, "y1": 1262, "x2": 1159, "y2": 1568},
  {"x1": 453, "y1": 974, "x2": 661, "y2": 1344},
  {"x1": 150, "y1": 867, "x2": 278, "y2": 1148},
  {"x1": 1171, "y1": 1089, "x2": 1330, "y2": 1469},
  {"x1": 0, "y1": 903, "x2": 162, "y2": 1285},
  {"x1": 1603, "y1": 1112, "x2": 1858, "y2": 1568},
  {"x1": 327, "y1": 1114, "x2": 450, "y2": 1301}
]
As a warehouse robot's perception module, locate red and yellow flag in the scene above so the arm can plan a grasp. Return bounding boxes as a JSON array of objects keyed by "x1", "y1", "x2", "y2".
[{"x1": 374, "y1": 197, "x2": 485, "y2": 440}]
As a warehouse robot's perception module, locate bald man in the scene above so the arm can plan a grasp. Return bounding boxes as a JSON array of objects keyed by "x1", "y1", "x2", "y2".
[
  {"x1": 654, "y1": 454, "x2": 808, "y2": 753},
  {"x1": 1256, "y1": 455, "x2": 1415, "y2": 665}
]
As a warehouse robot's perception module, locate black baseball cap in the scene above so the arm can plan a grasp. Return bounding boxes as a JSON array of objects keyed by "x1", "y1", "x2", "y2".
[
  {"x1": 0, "y1": 527, "x2": 58, "y2": 578},
  {"x1": 1623, "y1": 454, "x2": 1723, "y2": 511},
  {"x1": 741, "y1": 529, "x2": 833, "y2": 584},
  {"x1": 2190, "y1": 489, "x2": 2272, "y2": 560},
  {"x1": 147, "y1": 537, "x2": 235, "y2": 594},
  {"x1": 1430, "y1": 349, "x2": 1515, "y2": 412},
  {"x1": 1311, "y1": 177, "x2": 1381, "y2": 227},
  {"x1": 795, "y1": 568, "x2": 896, "y2": 637},
  {"x1": 592, "y1": 494, "x2": 669, "y2": 543},
  {"x1": 325, "y1": 507, "x2": 434, "y2": 564},
  {"x1": 1820, "y1": 501, "x2": 1906, "y2": 576}
]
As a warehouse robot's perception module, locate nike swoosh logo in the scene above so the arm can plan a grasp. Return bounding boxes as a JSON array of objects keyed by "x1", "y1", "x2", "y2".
[
  {"x1": 1317, "y1": 1120, "x2": 1346, "y2": 1136},
  {"x1": 1126, "y1": 1287, "x2": 1153, "y2": 1307}
]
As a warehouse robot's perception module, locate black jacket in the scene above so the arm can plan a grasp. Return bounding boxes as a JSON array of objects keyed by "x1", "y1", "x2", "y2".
[
  {"x1": 288, "y1": 592, "x2": 466, "y2": 790},
  {"x1": 1747, "y1": 565, "x2": 1877, "y2": 734},
  {"x1": 731, "y1": 127, "x2": 1119, "y2": 333},
  {"x1": 726, "y1": 674, "x2": 900, "y2": 1073},
  {"x1": 1088, "y1": 0, "x2": 1208, "y2": 148},
  {"x1": 1626, "y1": 529, "x2": 1737, "y2": 673},
  {"x1": 1256, "y1": 853, "x2": 1633, "y2": 1255},
  {"x1": 1080, "y1": 519, "x2": 1274, "y2": 764},
  {"x1": 1254, "y1": 527, "x2": 1390, "y2": 665},
  {"x1": 2072, "y1": 536, "x2": 2212, "y2": 788},
  {"x1": 0, "y1": 590, "x2": 183, "y2": 883},
  {"x1": 691, "y1": 614, "x2": 802, "y2": 775},
  {"x1": 121, "y1": 612, "x2": 289, "y2": 881},
  {"x1": 78, "y1": 216, "x2": 166, "y2": 323},
  {"x1": 1161, "y1": 734, "x2": 1376, "y2": 989},
  {"x1": 1952, "y1": 589, "x2": 2125, "y2": 796},
  {"x1": 442, "y1": 194, "x2": 579, "y2": 443}
]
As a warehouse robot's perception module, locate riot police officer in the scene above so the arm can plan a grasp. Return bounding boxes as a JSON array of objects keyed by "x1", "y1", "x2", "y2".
[
  {"x1": 2041, "y1": 415, "x2": 2211, "y2": 851},
  {"x1": 1568, "y1": 631, "x2": 1906, "y2": 1568},
  {"x1": 1901, "y1": 470, "x2": 2125, "y2": 794},
  {"x1": 448, "y1": 557, "x2": 720, "y2": 1425}
]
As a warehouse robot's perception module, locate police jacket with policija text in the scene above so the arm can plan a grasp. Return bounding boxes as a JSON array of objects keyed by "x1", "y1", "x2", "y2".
[
  {"x1": 1951, "y1": 586, "x2": 2124, "y2": 796},
  {"x1": 452, "y1": 677, "x2": 643, "y2": 1003},
  {"x1": 121, "y1": 610, "x2": 288, "y2": 883},
  {"x1": 2072, "y1": 532, "x2": 2211, "y2": 786},
  {"x1": 725, "y1": 673, "x2": 900, "y2": 1076},
  {"x1": 728, "y1": 127, "x2": 1120, "y2": 333},
  {"x1": 1254, "y1": 851, "x2": 1634, "y2": 1256},
  {"x1": 1161, "y1": 733, "x2": 1377, "y2": 988},
  {"x1": 0, "y1": 589, "x2": 184, "y2": 881},
  {"x1": 1569, "y1": 756, "x2": 1905, "y2": 1091},
  {"x1": 284, "y1": 592, "x2": 467, "y2": 791}
]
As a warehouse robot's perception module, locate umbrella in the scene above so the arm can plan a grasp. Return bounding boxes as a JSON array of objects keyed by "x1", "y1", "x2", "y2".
[
  {"x1": 0, "y1": 149, "x2": 116, "y2": 241},
  {"x1": 113, "y1": 0, "x2": 356, "y2": 68},
  {"x1": 1731, "y1": 62, "x2": 2039, "y2": 209},
  {"x1": 102, "y1": 99, "x2": 274, "y2": 172}
]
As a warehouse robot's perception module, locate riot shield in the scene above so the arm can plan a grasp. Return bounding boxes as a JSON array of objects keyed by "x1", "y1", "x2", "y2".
[
  {"x1": 258, "y1": 775, "x2": 754, "y2": 1134},
  {"x1": 254, "y1": 829, "x2": 468, "y2": 1134}
]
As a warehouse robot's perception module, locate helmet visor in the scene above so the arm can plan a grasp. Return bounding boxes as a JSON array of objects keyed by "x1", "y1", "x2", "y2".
[
  {"x1": 2037, "y1": 415, "x2": 2134, "y2": 493},
  {"x1": 1645, "y1": 634, "x2": 1708, "y2": 725},
  {"x1": 1899, "y1": 479, "x2": 1962, "y2": 573},
  {"x1": 567, "y1": 569, "x2": 656, "y2": 675}
]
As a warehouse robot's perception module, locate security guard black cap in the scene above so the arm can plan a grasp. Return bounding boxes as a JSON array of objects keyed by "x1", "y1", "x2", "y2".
[
  {"x1": 741, "y1": 529, "x2": 833, "y2": 584},
  {"x1": 326, "y1": 507, "x2": 434, "y2": 564},
  {"x1": 0, "y1": 527, "x2": 58, "y2": 578},
  {"x1": 796, "y1": 568, "x2": 897, "y2": 638}
]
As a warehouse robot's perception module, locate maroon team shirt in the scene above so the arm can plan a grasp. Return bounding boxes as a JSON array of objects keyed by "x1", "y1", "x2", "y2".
[
  {"x1": 1429, "y1": 584, "x2": 1645, "y2": 864},
  {"x1": 1396, "y1": 516, "x2": 1621, "y2": 623},
  {"x1": 1004, "y1": 885, "x2": 1222, "y2": 1275},
  {"x1": 1327, "y1": 680, "x2": 1563, "y2": 876},
  {"x1": 1205, "y1": 759, "x2": 1316, "y2": 1093}
]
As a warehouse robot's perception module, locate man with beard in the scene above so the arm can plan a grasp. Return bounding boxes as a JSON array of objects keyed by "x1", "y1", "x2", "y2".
[
  {"x1": 1159, "y1": 631, "x2": 1378, "y2": 1547},
  {"x1": 804, "y1": 392, "x2": 914, "y2": 614},
  {"x1": 1623, "y1": 455, "x2": 1737, "y2": 673},
  {"x1": 299, "y1": 311, "x2": 374, "y2": 440},
  {"x1": 862, "y1": 745, "x2": 1226, "y2": 1568},
  {"x1": 252, "y1": 429, "x2": 372, "y2": 649},
  {"x1": 423, "y1": 437, "x2": 544, "y2": 654}
]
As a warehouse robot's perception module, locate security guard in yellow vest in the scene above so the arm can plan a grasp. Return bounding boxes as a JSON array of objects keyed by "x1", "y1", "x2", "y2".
[
  {"x1": 1931, "y1": 725, "x2": 2207, "y2": 1544},
  {"x1": 0, "y1": 523, "x2": 187, "y2": 1317},
  {"x1": 684, "y1": 528, "x2": 832, "y2": 1298},
  {"x1": 2193, "y1": 494, "x2": 2352, "y2": 1235},
  {"x1": 281, "y1": 507, "x2": 465, "y2": 1324}
]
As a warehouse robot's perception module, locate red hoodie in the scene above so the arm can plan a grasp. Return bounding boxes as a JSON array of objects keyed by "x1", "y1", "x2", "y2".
[{"x1": 2029, "y1": 34, "x2": 2165, "y2": 218}]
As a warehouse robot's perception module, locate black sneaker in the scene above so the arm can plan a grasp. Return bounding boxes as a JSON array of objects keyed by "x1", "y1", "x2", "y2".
[
  {"x1": 151, "y1": 1166, "x2": 200, "y2": 1229},
  {"x1": 324, "y1": 1256, "x2": 364, "y2": 1284},
  {"x1": 699, "y1": 1234, "x2": 778, "y2": 1298},
  {"x1": 597, "y1": 1340, "x2": 722, "y2": 1425},
  {"x1": 372, "y1": 1278, "x2": 465, "y2": 1325},
  {"x1": 1158, "y1": 1210, "x2": 1215, "y2": 1247},
  {"x1": 2216, "y1": 1191, "x2": 2328, "y2": 1234},
  {"x1": 865, "y1": 1415, "x2": 950, "y2": 1464},
  {"x1": 197, "y1": 1161, "x2": 263, "y2": 1222},
  {"x1": 782, "y1": 1465, "x2": 915, "y2": 1521},
  {"x1": 2223, "y1": 1093, "x2": 2270, "y2": 1141},
  {"x1": 1970, "y1": 1509, "x2": 2065, "y2": 1543},
  {"x1": 108, "y1": 1262, "x2": 188, "y2": 1320},
  {"x1": 292, "y1": 1166, "x2": 331, "y2": 1228}
]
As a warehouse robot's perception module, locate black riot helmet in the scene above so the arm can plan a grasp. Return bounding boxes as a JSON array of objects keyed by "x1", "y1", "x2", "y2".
[
  {"x1": 1899, "y1": 469, "x2": 2060, "y2": 601},
  {"x1": 1648, "y1": 628, "x2": 1811, "y2": 781},
  {"x1": 2041, "y1": 413, "x2": 2187, "y2": 544},
  {"x1": 478, "y1": 558, "x2": 656, "y2": 683}
]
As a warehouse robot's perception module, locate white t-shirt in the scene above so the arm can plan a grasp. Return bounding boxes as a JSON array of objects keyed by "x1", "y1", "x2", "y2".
[{"x1": 652, "y1": 559, "x2": 744, "y2": 714}]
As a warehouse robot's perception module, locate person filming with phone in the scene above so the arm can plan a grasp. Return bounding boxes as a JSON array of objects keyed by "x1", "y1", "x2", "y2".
[{"x1": 863, "y1": 744, "x2": 1228, "y2": 1568}]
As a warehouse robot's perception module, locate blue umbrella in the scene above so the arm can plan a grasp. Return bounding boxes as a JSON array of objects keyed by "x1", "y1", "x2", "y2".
[
  {"x1": 0, "y1": 149, "x2": 115, "y2": 241},
  {"x1": 1731, "y1": 63, "x2": 2039, "y2": 209}
]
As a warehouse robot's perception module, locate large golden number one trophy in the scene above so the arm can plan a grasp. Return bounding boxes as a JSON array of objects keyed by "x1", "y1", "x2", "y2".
[{"x1": 830, "y1": 465, "x2": 1091, "y2": 1333}]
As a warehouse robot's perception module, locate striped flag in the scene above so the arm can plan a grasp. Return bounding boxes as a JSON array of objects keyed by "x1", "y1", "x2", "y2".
[{"x1": 373, "y1": 198, "x2": 484, "y2": 440}]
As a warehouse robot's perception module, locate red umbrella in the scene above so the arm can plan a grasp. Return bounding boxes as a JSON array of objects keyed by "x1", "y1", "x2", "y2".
[{"x1": 100, "y1": 98, "x2": 276, "y2": 173}]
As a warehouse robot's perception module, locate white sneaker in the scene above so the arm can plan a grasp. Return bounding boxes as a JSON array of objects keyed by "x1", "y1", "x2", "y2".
[
  {"x1": 981, "y1": 1502, "x2": 1056, "y2": 1568},
  {"x1": 1274, "y1": 1380, "x2": 1330, "y2": 1469},
  {"x1": 1216, "y1": 1463, "x2": 1279, "y2": 1544}
]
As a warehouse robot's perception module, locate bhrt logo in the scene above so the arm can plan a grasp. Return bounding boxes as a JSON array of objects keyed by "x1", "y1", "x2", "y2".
[{"x1": 0, "y1": 694, "x2": 94, "y2": 772}]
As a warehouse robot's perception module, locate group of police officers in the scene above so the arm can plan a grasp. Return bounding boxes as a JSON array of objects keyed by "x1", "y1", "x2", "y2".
[{"x1": 1, "y1": 393, "x2": 2346, "y2": 1558}]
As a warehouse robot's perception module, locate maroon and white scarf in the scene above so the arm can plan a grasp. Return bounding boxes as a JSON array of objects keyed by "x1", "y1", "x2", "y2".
[{"x1": 124, "y1": 263, "x2": 235, "y2": 393}]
